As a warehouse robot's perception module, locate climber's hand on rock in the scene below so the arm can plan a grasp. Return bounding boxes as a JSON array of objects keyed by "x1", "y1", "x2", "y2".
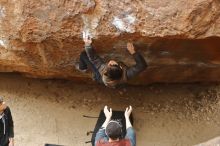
[
  {"x1": 127, "y1": 42, "x2": 136, "y2": 55},
  {"x1": 83, "y1": 31, "x2": 92, "y2": 46},
  {"x1": 84, "y1": 36, "x2": 92, "y2": 46}
]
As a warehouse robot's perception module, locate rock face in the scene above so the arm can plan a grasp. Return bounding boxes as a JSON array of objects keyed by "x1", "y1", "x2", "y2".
[{"x1": 0, "y1": 0, "x2": 220, "y2": 84}]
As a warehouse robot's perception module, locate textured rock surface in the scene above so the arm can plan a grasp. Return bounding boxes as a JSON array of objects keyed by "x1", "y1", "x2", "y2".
[{"x1": 0, "y1": 0, "x2": 220, "y2": 84}]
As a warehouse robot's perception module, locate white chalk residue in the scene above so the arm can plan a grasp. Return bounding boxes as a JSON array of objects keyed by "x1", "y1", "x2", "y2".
[
  {"x1": 0, "y1": 40, "x2": 6, "y2": 47},
  {"x1": 0, "y1": 6, "x2": 5, "y2": 18},
  {"x1": 112, "y1": 14, "x2": 136, "y2": 33},
  {"x1": 81, "y1": 15, "x2": 100, "y2": 39},
  {"x1": 0, "y1": 6, "x2": 5, "y2": 24}
]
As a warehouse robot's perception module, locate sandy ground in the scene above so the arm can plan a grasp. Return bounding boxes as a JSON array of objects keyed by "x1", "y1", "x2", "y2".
[{"x1": 0, "y1": 73, "x2": 220, "y2": 146}]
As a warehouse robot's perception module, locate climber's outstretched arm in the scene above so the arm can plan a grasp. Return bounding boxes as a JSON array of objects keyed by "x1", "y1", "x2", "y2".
[
  {"x1": 126, "y1": 42, "x2": 147, "y2": 80},
  {"x1": 83, "y1": 31, "x2": 104, "y2": 70}
]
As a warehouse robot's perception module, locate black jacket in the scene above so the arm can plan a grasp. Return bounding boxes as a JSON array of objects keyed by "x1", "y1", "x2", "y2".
[
  {"x1": 84, "y1": 44, "x2": 147, "y2": 87},
  {"x1": 0, "y1": 107, "x2": 14, "y2": 146}
]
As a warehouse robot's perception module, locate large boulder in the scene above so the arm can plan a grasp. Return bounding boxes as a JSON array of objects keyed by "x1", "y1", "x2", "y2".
[{"x1": 0, "y1": 0, "x2": 220, "y2": 84}]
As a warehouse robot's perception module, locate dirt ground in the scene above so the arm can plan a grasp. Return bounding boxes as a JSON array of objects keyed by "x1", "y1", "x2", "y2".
[{"x1": 1, "y1": 73, "x2": 220, "y2": 146}]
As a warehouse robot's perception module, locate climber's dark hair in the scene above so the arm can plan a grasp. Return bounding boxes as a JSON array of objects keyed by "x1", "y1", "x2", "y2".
[{"x1": 105, "y1": 65, "x2": 123, "y2": 80}]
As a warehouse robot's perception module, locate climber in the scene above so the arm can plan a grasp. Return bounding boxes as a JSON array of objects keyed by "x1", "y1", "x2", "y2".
[
  {"x1": 95, "y1": 106, "x2": 135, "y2": 146},
  {"x1": 0, "y1": 97, "x2": 14, "y2": 146},
  {"x1": 75, "y1": 31, "x2": 147, "y2": 88}
]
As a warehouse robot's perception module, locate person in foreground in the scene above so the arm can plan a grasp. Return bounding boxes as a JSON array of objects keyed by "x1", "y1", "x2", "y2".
[
  {"x1": 95, "y1": 106, "x2": 135, "y2": 146},
  {"x1": 75, "y1": 31, "x2": 147, "y2": 88},
  {"x1": 0, "y1": 97, "x2": 14, "y2": 146}
]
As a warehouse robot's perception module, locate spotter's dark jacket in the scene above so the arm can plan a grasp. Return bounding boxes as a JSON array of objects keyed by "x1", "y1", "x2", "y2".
[{"x1": 0, "y1": 107, "x2": 14, "y2": 146}]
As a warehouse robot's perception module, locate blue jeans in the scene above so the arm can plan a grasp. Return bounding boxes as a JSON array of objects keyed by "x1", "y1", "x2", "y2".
[{"x1": 95, "y1": 127, "x2": 136, "y2": 146}]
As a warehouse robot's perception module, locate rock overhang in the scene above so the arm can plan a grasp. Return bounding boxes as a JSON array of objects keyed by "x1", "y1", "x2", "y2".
[{"x1": 0, "y1": 0, "x2": 220, "y2": 84}]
